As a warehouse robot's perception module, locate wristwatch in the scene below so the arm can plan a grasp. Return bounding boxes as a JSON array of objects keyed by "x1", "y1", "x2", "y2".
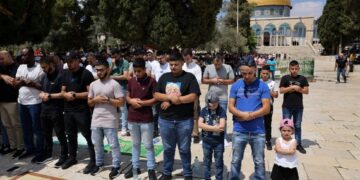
[
  {"x1": 48, "y1": 94, "x2": 52, "y2": 99},
  {"x1": 72, "y1": 93, "x2": 76, "y2": 98}
]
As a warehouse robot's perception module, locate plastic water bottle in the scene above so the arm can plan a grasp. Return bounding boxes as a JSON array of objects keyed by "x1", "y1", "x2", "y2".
[
  {"x1": 193, "y1": 156, "x2": 200, "y2": 173},
  {"x1": 153, "y1": 137, "x2": 161, "y2": 144}
]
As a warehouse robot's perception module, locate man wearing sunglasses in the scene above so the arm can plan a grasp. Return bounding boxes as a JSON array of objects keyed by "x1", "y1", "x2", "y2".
[{"x1": 229, "y1": 56, "x2": 271, "y2": 180}]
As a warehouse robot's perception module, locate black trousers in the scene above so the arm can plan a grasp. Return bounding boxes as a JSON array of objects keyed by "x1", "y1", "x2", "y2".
[
  {"x1": 271, "y1": 164, "x2": 299, "y2": 180},
  {"x1": 41, "y1": 110, "x2": 68, "y2": 157},
  {"x1": 63, "y1": 110, "x2": 95, "y2": 161},
  {"x1": 264, "y1": 104, "x2": 273, "y2": 142}
]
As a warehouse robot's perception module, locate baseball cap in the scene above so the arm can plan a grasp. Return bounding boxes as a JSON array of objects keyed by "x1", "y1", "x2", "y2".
[
  {"x1": 280, "y1": 118, "x2": 294, "y2": 129},
  {"x1": 65, "y1": 51, "x2": 81, "y2": 61}
]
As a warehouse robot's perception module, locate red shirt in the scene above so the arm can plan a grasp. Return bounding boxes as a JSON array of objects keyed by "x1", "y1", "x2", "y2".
[{"x1": 127, "y1": 76, "x2": 157, "y2": 123}]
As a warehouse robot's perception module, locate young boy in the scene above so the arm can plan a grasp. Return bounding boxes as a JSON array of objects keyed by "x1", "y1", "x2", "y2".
[
  {"x1": 125, "y1": 58, "x2": 157, "y2": 180},
  {"x1": 279, "y1": 60, "x2": 309, "y2": 154},
  {"x1": 198, "y1": 90, "x2": 226, "y2": 180},
  {"x1": 88, "y1": 59, "x2": 124, "y2": 179},
  {"x1": 260, "y1": 65, "x2": 279, "y2": 150}
]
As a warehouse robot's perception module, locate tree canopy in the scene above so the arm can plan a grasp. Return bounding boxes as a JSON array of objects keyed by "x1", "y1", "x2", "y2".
[
  {"x1": 100, "y1": 0, "x2": 222, "y2": 49},
  {"x1": 318, "y1": 0, "x2": 360, "y2": 54},
  {"x1": 0, "y1": 0, "x2": 56, "y2": 45}
]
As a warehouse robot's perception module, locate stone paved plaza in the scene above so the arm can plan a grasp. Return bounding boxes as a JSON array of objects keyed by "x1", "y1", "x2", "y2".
[{"x1": 1, "y1": 56, "x2": 360, "y2": 180}]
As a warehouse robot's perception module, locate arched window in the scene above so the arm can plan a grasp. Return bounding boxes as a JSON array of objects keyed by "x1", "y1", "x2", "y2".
[
  {"x1": 294, "y1": 22, "x2": 306, "y2": 37},
  {"x1": 264, "y1": 24, "x2": 276, "y2": 35},
  {"x1": 251, "y1": 24, "x2": 262, "y2": 36},
  {"x1": 279, "y1": 23, "x2": 291, "y2": 36}
]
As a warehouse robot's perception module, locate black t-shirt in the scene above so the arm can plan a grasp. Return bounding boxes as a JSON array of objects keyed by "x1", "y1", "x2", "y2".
[
  {"x1": 61, "y1": 67, "x2": 94, "y2": 112},
  {"x1": 155, "y1": 71, "x2": 201, "y2": 121},
  {"x1": 0, "y1": 63, "x2": 19, "y2": 102},
  {"x1": 200, "y1": 106, "x2": 227, "y2": 144},
  {"x1": 336, "y1": 58, "x2": 347, "y2": 68},
  {"x1": 279, "y1": 74, "x2": 309, "y2": 108},
  {"x1": 41, "y1": 70, "x2": 63, "y2": 111}
]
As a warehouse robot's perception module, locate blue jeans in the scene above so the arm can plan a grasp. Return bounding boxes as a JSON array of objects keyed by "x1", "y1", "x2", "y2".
[
  {"x1": 19, "y1": 104, "x2": 44, "y2": 154},
  {"x1": 91, "y1": 127, "x2": 121, "y2": 167},
  {"x1": 271, "y1": 70, "x2": 275, "y2": 80},
  {"x1": 159, "y1": 118, "x2": 193, "y2": 176},
  {"x1": 219, "y1": 99, "x2": 228, "y2": 140},
  {"x1": 0, "y1": 119, "x2": 9, "y2": 145},
  {"x1": 282, "y1": 107, "x2": 304, "y2": 145},
  {"x1": 120, "y1": 86, "x2": 128, "y2": 131},
  {"x1": 337, "y1": 68, "x2": 346, "y2": 82},
  {"x1": 202, "y1": 140, "x2": 224, "y2": 180},
  {"x1": 129, "y1": 122, "x2": 155, "y2": 169},
  {"x1": 230, "y1": 132, "x2": 265, "y2": 180}
]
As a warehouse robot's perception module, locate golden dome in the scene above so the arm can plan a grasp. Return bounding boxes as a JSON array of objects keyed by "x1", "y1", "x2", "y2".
[{"x1": 248, "y1": 0, "x2": 292, "y2": 8}]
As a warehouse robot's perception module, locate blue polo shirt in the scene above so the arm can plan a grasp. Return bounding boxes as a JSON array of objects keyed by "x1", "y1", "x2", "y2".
[{"x1": 229, "y1": 79, "x2": 270, "y2": 134}]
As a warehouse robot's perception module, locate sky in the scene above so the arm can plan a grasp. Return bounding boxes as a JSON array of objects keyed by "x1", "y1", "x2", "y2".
[{"x1": 291, "y1": 0, "x2": 326, "y2": 19}]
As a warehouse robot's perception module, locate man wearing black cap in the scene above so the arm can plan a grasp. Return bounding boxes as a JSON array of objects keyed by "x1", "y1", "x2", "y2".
[
  {"x1": 60, "y1": 52, "x2": 96, "y2": 173},
  {"x1": 229, "y1": 57, "x2": 270, "y2": 180},
  {"x1": 110, "y1": 48, "x2": 130, "y2": 136}
]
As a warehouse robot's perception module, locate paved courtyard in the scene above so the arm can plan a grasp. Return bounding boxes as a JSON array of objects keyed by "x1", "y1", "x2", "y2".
[{"x1": 1, "y1": 56, "x2": 360, "y2": 179}]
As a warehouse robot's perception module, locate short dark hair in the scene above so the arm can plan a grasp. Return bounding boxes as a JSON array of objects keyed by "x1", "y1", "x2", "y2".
[
  {"x1": 95, "y1": 58, "x2": 109, "y2": 68},
  {"x1": 40, "y1": 56, "x2": 56, "y2": 65},
  {"x1": 132, "y1": 58, "x2": 146, "y2": 68},
  {"x1": 181, "y1": 48, "x2": 193, "y2": 56},
  {"x1": 110, "y1": 48, "x2": 120, "y2": 55},
  {"x1": 261, "y1": 65, "x2": 270, "y2": 71},
  {"x1": 289, "y1": 60, "x2": 299, "y2": 67},
  {"x1": 169, "y1": 52, "x2": 184, "y2": 61},
  {"x1": 213, "y1": 54, "x2": 224, "y2": 62}
]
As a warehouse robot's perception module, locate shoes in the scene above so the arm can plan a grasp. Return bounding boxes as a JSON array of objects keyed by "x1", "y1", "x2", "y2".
[
  {"x1": 61, "y1": 157, "x2": 77, "y2": 169},
  {"x1": 54, "y1": 156, "x2": 68, "y2": 168},
  {"x1": 266, "y1": 141, "x2": 272, "y2": 150},
  {"x1": 158, "y1": 174, "x2": 172, "y2": 180},
  {"x1": 12, "y1": 149, "x2": 25, "y2": 158},
  {"x1": 109, "y1": 167, "x2": 121, "y2": 179},
  {"x1": 296, "y1": 145, "x2": 307, "y2": 154},
  {"x1": 83, "y1": 161, "x2": 96, "y2": 174},
  {"x1": 90, "y1": 165, "x2": 104, "y2": 176},
  {"x1": 336, "y1": 81, "x2": 340, "y2": 84},
  {"x1": 124, "y1": 167, "x2": 141, "y2": 178},
  {"x1": 31, "y1": 154, "x2": 52, "y2": 164},
  {"x1": 224, "y1": 139, "x2": 232, "y2": 147},
  {"x1": 17, "y1": 151, "x2": 34, "y2": 160},
  {"x1": 148, "y1": 169, "x2": 157, "y2": 180},
  {"x1": 121, "y1": 130, "x2": 130, "y2": 136},
  {"x1": 184, "y1": 176, "x2": 193, "y2": 180},
  {"x1": 1, "y1": 145, "x2": 15, "y2": 155},
  {"x1": 192, "y1": 136, "x2": 200, "y2": 144}
]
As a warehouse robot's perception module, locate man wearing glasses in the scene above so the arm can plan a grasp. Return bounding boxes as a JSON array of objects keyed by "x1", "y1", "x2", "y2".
[{"x1": 229, "y1": 56, "x2": 270, "y2": 180}]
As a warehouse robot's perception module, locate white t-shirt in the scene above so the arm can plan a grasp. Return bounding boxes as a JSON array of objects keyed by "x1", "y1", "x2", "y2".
[
  {"x1": 262, "y1": 79, "x2": 278, "y2": 104},
  {"x1": 16, "y1": 63, "x2": 45, "y2": 105},
  {"x1": 275, "y1": 137, "x2": 298, "y2": 168},
  {"x1": 88, "y1": 78, "x2": 123, "y2": 128},
  {"x1": 86, "y1": 64, "x2": 98, "y2": 79},
  {"x1": 152, "y1": 62, "x2": 171, "y2": 82},
  {"x1": 182, "y1": 61, "x2": 202, "y2": 85}
]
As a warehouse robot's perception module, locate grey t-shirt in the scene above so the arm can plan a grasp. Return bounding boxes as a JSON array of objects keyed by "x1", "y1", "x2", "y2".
[
  {"x1": 88, "y1": 78, "x2": 123, "y2": 128},
  {"x1": 203, "y1": 64, "x2": 235, "y2": 101}
]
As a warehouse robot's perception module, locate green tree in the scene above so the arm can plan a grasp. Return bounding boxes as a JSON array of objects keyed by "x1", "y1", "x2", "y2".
[
  {"x1": 318, "y1": 0, "x2": 360, "y2": 54},
  {"x1": 99, "y1": 0, "x2": 222, "y2": 49},
  {"x1": 44, "y1": 0, "x2": 99, "y2": 51},
  {"x1": 224, "y1": 0, "x2": 255, "y2": 51},
  {"x1": 0, "y1": 0, "x2": 56, "y2": 46}
]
